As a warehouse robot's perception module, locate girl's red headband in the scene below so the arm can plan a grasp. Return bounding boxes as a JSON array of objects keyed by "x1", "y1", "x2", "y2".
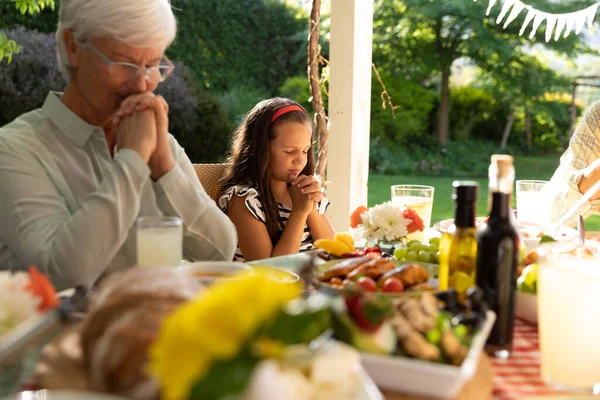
[{"x1": 271, "y1": 105, "x2": 305, "y2": 122}]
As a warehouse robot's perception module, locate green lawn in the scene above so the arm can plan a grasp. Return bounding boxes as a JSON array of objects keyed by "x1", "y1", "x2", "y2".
[{"x1": 368, "y1": 155, "x2": 600, "y2": 231}]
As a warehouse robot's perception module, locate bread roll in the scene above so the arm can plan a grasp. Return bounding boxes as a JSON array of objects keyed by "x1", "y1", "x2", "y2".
[
  {"x1": 89, "y1": 266, "x2": 202, "y2": 311},
  {"x1": 81, "y1": 292, "x2": 185, "y2": 400}
]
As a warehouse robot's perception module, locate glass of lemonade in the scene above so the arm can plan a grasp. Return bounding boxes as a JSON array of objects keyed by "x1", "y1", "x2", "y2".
[
  {"x1": 537, "y1": 243, "x2": 600, "y2": 393},
  {"x1": 136, "y1": 216, "x2": 183, "y2": 267},
  {"x1": 515, "y1": 180, "x2": 549, "y2": 224},
  {"x1": 391, "y1": 185, "x2": 434, "y2": 241}
]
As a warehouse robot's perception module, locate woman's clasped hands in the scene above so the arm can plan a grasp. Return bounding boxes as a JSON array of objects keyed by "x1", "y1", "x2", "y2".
[{"x1": 112, "y1": 92, "x2": 174, "y2": 180}]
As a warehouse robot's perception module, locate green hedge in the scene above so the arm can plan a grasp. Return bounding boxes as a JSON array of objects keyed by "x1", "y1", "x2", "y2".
[{"x1": 168, "y1": 0, "x2": 308, "y2": 94}]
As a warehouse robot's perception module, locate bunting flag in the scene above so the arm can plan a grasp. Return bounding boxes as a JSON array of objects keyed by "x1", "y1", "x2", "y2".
[{"x1": 475, "y1": 0, "x2": 600, "y2": 42}]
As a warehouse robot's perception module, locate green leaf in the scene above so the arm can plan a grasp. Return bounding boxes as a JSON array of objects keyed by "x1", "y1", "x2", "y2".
[
  {"x1": 189, "y1": 351, "x2": 258, "y2": 400},
  {"x1": 539, "y1": 235, "x2": 557, "y2": 243},
  {"x1": 259, "y1": 295, "x2": 332, "y2": 344}
]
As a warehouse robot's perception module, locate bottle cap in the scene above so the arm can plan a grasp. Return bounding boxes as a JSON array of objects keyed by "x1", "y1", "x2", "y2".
[
  {"x1": 491, "y1": 154, "x2": 514, "y2": 178},
  {"x1": 452, "y1": 181, "x2": 479, "y2": 204}
]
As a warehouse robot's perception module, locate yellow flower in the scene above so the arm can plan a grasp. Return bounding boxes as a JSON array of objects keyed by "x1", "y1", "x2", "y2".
[
  {"x1": 148, "y1": 271, "x2": 301, "y2": 400},
  {"x1": 251, "y1": 337, "x2": 286, "y2": 359}
]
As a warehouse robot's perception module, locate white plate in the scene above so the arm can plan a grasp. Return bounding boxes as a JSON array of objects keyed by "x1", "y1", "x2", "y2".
[
  {"x1": 516, "y1": 291, "x2": 538, "y2": 325},
  {"x1": 434, "y1": 218, "x2": 578, "y2": 249},
  {"x1": 1, "y1": 391, "x2": 127, "y2": 400},
  {"x1": 177, "y1": 261, "x2": 253, "y2": 284},
  {"x1": 360, "y1": 310, "x2": 496, "y2": 399},
  {"x1": 248, "y1": 251, "x2": 326, "y2": 271}
]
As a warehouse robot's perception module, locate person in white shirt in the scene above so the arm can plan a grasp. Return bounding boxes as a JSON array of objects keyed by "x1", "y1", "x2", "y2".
[
  {"x1": 0, "y1": 0, "x2": 237, "y2": 290},
  {"x1": 547, "y1": 101, "x2": 600, "y2": 226}
]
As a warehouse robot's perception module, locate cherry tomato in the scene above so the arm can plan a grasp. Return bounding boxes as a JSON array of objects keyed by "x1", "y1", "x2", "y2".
[
  {"x1": 356, "y1": 276, "x2": 377, "y2": 292},
  {"x1": 381, "y1": 277, "x2": 405, "y2": 293},
  {"x1": 350, "y1": 206, "x2": 368, "y2": 228},
  {"x1": 345, "y1": 295, "x2": 381, "y2": 332},
  {"x1": 364, "y1": 246, "x2": 381, "y2": 254}
]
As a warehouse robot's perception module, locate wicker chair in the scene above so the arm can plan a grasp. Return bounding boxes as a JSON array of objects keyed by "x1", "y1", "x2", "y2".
[{"x1": 193, "y1": 163, "x2": 227, "y2": 203}]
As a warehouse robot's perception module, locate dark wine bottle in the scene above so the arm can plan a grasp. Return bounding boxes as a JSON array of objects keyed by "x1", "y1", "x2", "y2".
[{"x1": 476, "y1": 154, "x2": 520, "y2": 359}]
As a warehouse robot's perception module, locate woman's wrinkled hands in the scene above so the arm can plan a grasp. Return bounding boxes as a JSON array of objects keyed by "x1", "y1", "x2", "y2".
[{"x1": 113, "y1": 92, "x2": 174, "y2": 179}]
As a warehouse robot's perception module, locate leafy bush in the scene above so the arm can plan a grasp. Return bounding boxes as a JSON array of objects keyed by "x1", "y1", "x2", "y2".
[
  {"x1": 0, "y1": 1, "x2": 58, "y2": 33},
  {"x1": 168, "y1": 0, "x2": 308, "y2": 94},
  {"x1": 370, "y1": 138, "x2": 525, "y2": 177},
  {"x1": 218, "y1": 85, "x2": 271, "y2": 125},
  {"x1": 449, "y1": 86, "x2": 509, "y2": 142},
  {"x1": 0, "y1": 27, "x2": 232, "y2": 163},
  {"x1": 511, "y1": 92, "x2": 583, "y2": 153},
  {"x1": 0, "y1": 27, "x2": 66, "y2": 126},
  {"x1": 370, "y1": 72, "x2": 437, "y2": 145},
  {"x1": 278, "y1": 75, "x2": 314, "y2": 112}
]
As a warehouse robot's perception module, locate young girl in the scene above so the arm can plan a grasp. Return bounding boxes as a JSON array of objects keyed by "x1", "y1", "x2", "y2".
[{"x1": 219, "y1": 98, "x2": 335, "y2": 261}]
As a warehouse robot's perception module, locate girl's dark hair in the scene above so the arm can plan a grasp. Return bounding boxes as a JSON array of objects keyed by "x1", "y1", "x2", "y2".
[{"x1": 221, "y1": 97, "x2": 314, "y2": 245}]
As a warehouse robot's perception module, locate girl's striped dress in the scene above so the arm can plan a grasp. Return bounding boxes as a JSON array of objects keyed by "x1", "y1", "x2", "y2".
[{"x1": 219, "y1": 185, "x2": 330, "y2": 262}]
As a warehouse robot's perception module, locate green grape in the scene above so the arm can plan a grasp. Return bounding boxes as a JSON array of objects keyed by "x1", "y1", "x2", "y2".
[
  {"x1": 428, "y1": 252, "x2": 437, "y2": 263},
  {"x1": 429, "y1": 237, "x2": 440, "y2": 246},
  {"x1": 418, "y1": 250, "x2": 430, "y2": 262},
  {"x1": 409, "y1": 242, "x2": 425, "y2": 252},
  {"x1": 394, "y1": 247, "x2": 408, "y2": 260},
  {"x1": 425, "y1": 328, "x2": 442, "y2": 345},
  {"x1": 435, "y1": 251, "x2": 440, "y2": 263},
  {"x1": 407, "y1": 239, "x2": 421, "y2": 247},
  {"x1": 426, "y1": 244, "x2": 438, "y2": 253},
  {"x1": 453, "y1": 324, "x2": 468, "y2": 340},
  {"x1": 406, "y1": 250, "x2": 418, "y2": 261}
]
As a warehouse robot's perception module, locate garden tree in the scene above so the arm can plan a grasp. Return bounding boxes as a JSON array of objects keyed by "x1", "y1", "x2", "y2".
[
  {"x1": 478, "y1": 53, "x2": 571, "y2": 150},
  {"x1": 0, "y1": 0, "x2": 55, "y2": 63},
  {"x1": 372, "y1": 0, "x2": 596, "y2": 147}
]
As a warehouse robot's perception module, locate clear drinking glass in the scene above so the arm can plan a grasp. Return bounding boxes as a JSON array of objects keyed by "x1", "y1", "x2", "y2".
[
  {"x1": 515, "y1": 180, "x2": 549, "y2": 224},
  {"x1": 136, "y1": 216, "x2": 183, "y2": 267},
  {"x1": 391, "y1": 185, "x2": 434, "y2": 241},
  {"x1": 537, "y1": 243, "x2": 600, "y2": 394}
]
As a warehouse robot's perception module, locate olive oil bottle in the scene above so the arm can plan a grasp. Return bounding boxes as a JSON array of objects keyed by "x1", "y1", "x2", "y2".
[{"x1": 438, "y1": 181, "x2": 479, "y2": 301}]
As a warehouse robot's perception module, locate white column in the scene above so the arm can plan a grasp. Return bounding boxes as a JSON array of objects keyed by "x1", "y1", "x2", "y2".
[{"x1": 327, "y1": 0, "x2": 374, "y2": 232}]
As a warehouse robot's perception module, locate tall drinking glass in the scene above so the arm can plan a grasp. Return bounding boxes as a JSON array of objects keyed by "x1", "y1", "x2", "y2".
[
  {"x1": 515, "y1": 180, "x2": 548, "y2": 224},
  {"x1": 136, "y1": 216, "x2": 183, "y2": 267},
  {"x1": 391, "y1": 185, "x2": 434, "y2": 241},
  {"x1": 537, "y1": 243, "x2": 600, "y2": 393}
]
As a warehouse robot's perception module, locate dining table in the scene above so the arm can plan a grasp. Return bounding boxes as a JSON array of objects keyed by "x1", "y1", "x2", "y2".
[{"x1": 1, "y1": 231, "x2": 599, "y2": 400}]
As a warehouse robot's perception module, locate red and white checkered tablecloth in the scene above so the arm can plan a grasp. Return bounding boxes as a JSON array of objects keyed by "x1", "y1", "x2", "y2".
[{"x1": 491, "y1": 319, "x2": 560, "y2": 400}]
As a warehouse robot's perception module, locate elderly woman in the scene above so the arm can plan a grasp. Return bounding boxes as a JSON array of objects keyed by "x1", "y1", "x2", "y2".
[
  {"x1": 547, "y1": 101, "x2": 600, "y2": 226},
  {"x1": 0, "y1": 0, "x2": 237, "y2": 290}
]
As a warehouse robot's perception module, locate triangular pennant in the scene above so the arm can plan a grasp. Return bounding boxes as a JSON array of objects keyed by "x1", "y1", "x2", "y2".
[
  {"x1": 479, "y1": 0, "x2": 600, "y2": 41},
  {"x1": 586, "y1": 4, "x2": 599, "y2": 28},
  {"x1": 497, "y1": 0, "x2": 516, "y2": 24},
  {"x1": 545, "y1": 15, "x2": 557, "y2": 42},
  {"x1": 520, "y1": 6, "x2": 537, "y2": 36},
  {"x1": 564, "y1": 14, "x2": 577, "y2": 37},
  {"x1": 504, "y1": 0, "x2": 526, "y2": 28},
  {"x1": 575, "y1": 9, "x2": 588, "y2": 34},
  {"x1": 529, "y1": 11, "x2": 546, "y2": 39},
  {"x1": 554, "y1": 16, "x2": 566, "y2": 40},
  {"x1": 487, "y1": 0, "x2": 498, "y2": 16}
]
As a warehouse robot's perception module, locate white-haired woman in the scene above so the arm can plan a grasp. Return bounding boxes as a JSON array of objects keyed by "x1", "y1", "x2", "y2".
[{"x1": 0, "y1": 0, "x2": 237, "y2": 290}]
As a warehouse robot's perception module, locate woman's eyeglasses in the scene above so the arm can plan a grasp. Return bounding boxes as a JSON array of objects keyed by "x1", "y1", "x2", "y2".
[{"x1": 78, "y1": 39, "x2": 174, "y2": 83}]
